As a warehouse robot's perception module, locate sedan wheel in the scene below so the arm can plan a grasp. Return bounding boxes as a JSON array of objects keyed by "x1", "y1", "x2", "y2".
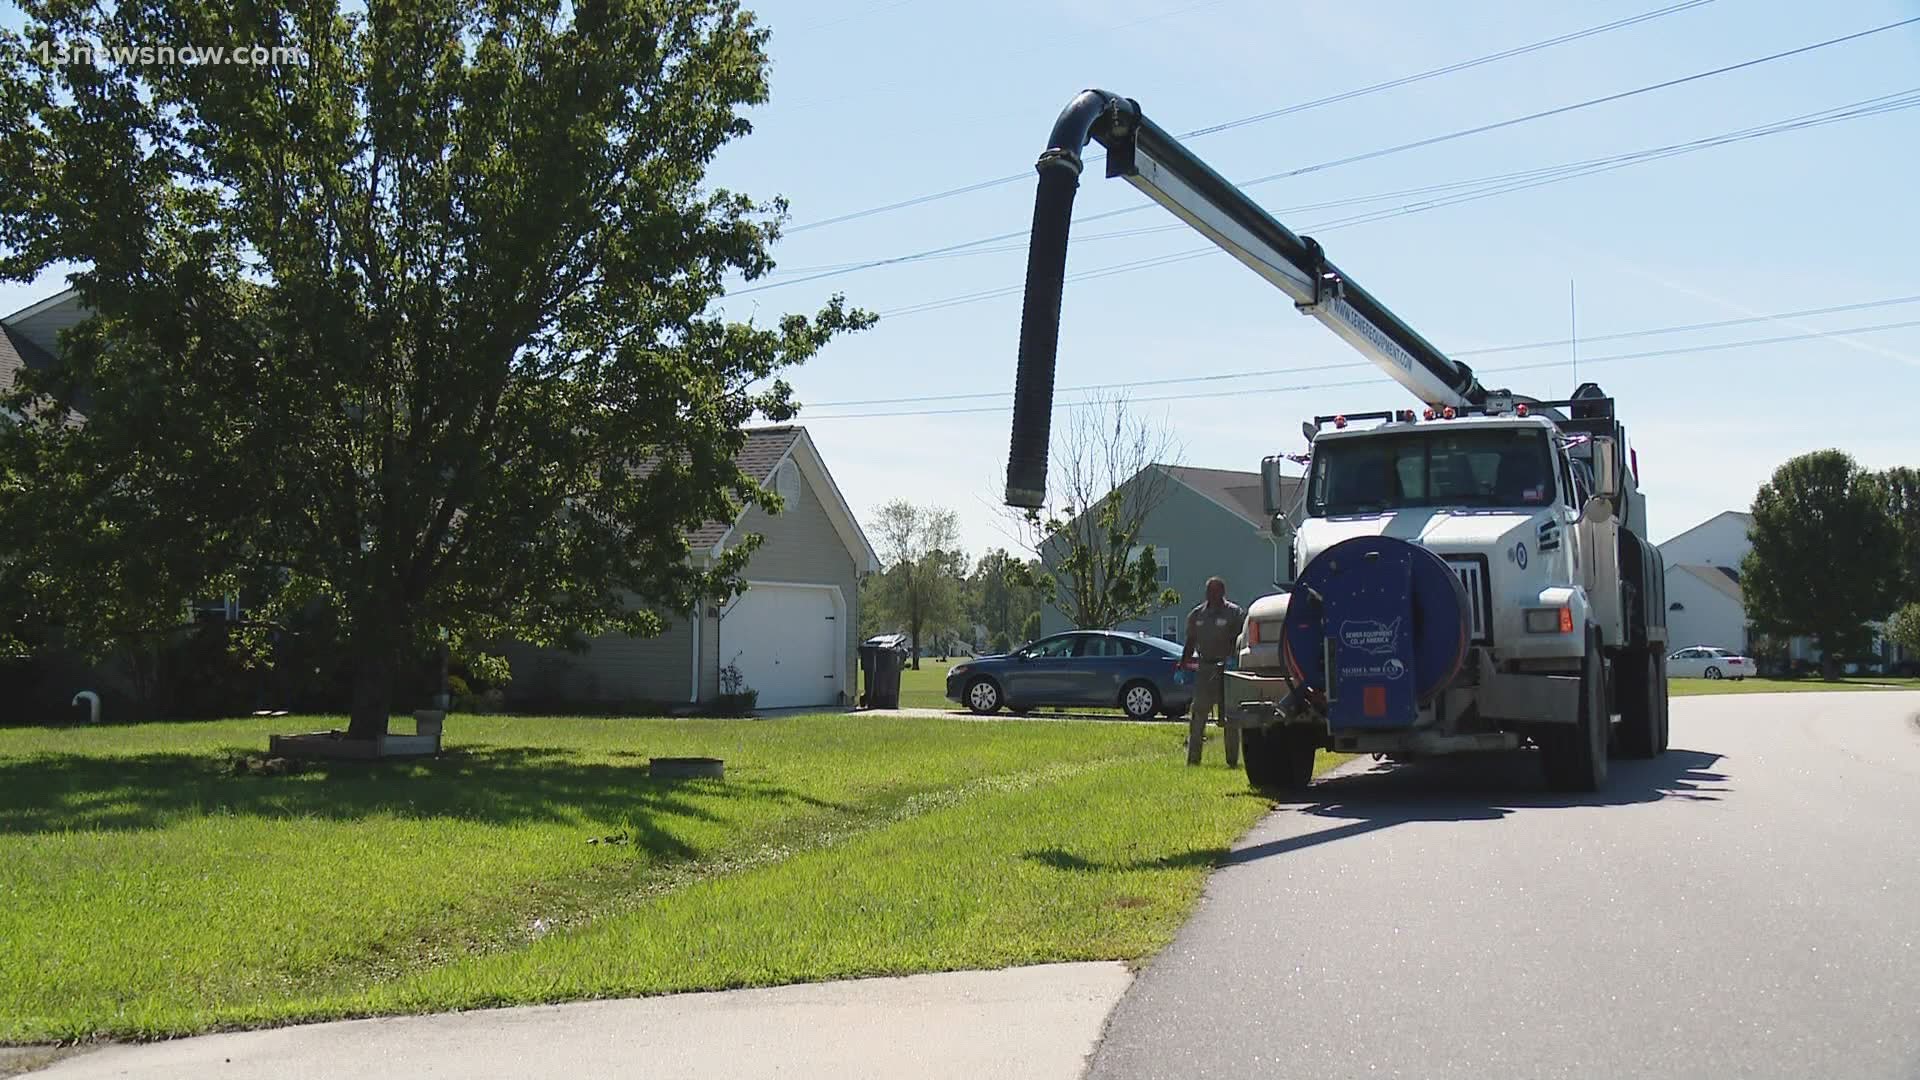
[
  {"x1": 965, "y1": 678, "x2": 1001, "y2": 714},
  {"x1": 1704, "y1": 666, "x2": 1722, "y2": 680},
  {"x1": 1121, "y1": 681, "x2": 1160, "y2": 720}
]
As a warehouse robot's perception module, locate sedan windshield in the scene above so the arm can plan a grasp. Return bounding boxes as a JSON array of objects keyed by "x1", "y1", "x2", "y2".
[{"x1": 1308, "y1": 427, "x2": 1556, "y2": 516}]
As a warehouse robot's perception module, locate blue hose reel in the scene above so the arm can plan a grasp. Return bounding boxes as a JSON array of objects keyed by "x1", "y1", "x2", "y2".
[{"x1": 1281, "y1": 536, "x2": 1472, "y2": 730}]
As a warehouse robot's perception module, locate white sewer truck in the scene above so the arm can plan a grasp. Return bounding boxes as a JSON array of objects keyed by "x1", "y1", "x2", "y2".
[{"x1": 1001, "y1": 91, "x2": 1669, "y2": 792}]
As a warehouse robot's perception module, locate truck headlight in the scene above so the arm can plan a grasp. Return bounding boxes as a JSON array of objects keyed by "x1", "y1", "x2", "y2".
[
  {"x1": 1246, "y1": 619, "x2": 1282, "y2": 645},
  {"x1": 1524, "y1": 607, "x2": 1574, "y2": 634}
]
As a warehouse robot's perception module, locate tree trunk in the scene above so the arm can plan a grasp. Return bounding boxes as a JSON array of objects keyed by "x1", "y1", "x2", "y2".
[{"x1": 346, "y1": 626, "x2": 398, "y2": 740}]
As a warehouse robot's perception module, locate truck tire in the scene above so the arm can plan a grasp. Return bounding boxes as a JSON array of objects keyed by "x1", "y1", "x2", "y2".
[
  {"x1": 1242, "y1": 726, "x2": 1315, "y2": 792},
  {"x1": 1542, "y1": 628, "x2": 1609, "y2": 792},
  {"x1": 1616, "y1": 648, "x2": 1661, "y2": 759}
]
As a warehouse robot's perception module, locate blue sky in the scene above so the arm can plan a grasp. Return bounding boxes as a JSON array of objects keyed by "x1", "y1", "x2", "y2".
[{"x1": 6, "y1": 0, "x2": 1919, "y2": 567}]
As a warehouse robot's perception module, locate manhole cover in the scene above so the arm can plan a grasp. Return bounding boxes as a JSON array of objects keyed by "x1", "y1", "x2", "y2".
[{"x1": 650, "y1": 756, "x2": 725, "y2": 780}]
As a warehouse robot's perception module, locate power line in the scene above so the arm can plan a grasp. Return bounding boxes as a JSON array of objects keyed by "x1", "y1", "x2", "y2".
[
  {"x1": 781, "y1": 0, "x2": 1251, "y2": 113},
  {"x1": 868, "y1": 88, "x2": 1920, "y2": 318},
  {"x1": 807, "y1": 294, "x2": 1920, "y2": 409},
  {"x1": 784, "y1": 0, "x2": 1717, "y2": 233},
  {"x1": 800, "y1": 317, "x2": 1920, "y2": 419},
  {"x1": 740, "y1": 16, "x2": 1920, "y2": 296}
]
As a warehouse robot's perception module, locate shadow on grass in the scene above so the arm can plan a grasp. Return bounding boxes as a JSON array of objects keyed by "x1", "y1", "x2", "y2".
[
  {"x1": 0, "y1": 745, "x2": 855, "y2": 842},
  {"x1": 1023, "y1": 846, "x2": 1228, "y2": 873}
]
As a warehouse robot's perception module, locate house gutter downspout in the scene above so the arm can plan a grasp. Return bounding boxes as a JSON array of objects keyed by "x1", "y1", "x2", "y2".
[
  {"x1": 689, "y1": 601, "x2": 701, "y2": 705},
  {"x1": 690, "y1": 555, "x2": 705, "y2": 705}
]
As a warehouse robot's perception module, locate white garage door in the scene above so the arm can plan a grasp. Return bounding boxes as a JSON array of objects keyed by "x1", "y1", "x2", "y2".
[{"x1": 722, "y1": 584, "x2": 840, "y2": 708}]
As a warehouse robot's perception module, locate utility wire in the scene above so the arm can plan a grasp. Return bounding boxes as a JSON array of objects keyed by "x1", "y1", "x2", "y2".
[
  {"x1": 785, "y1": 0, "x2": 1716, "y2": 232},
  {"x1": 869, "y1": 89, "x2": 1920, "y2": 319},
  {"x1": 741, "y1": 17, "x2": 1920, "y2": 298},
  {"x1": 801, "y1": 318, "x2": 1920, "y2": 419},
  {"x1": 807, "y1": 294, "x2": 1920, "y2": 409}
]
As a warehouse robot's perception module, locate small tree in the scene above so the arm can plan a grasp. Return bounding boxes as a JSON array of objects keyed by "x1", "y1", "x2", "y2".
[
  {"x1": 1019, "y1": 610, "x2": 1042, "y2": 646},
  {"x1": 970, "y1": 548, "x2": 1041, "y2": 647},
  {"x1": 1005, "y1": 396, "x2": 1181, "y2": 629},
  {"x1": 1742, "y1": 451, "x2": 1902, "y2": 679},
  {"x1": 1887, "y1": 603, "x2": 1920, "y2": 661},
  {"x1": 867, "y1": 502, "x2": 965, "y2": 670}
]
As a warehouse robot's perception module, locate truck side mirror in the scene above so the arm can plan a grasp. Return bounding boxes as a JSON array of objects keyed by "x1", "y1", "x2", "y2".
[
  {"x1": 1261, "y1": 455, "x2": 1289, "y2": 517},
  {"x1": 1581, "y1": 494, "x2": 1613, "y2": 525},
  {"x1": 1591, "y1": 436, "x2": 1620, "y2": 501}
]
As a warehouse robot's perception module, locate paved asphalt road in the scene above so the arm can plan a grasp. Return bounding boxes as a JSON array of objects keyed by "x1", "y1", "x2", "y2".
[{"x1": 1087, "y1": 691, "x2": 1920, "y2": 1080}]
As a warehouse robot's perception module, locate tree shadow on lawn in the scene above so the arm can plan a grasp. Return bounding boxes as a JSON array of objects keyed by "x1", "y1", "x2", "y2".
[
  {"x1": 1024, "y1": 846, "x2": 1231, "y2": 873},
  {"x1": 0, "y1": 745, "x2": 855, "y2": 843}
]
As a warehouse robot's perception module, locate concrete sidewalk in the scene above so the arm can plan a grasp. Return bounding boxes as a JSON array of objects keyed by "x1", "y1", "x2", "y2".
[{"x1": 25, "y1": 963, "x2": 1132, "y2": 1080}]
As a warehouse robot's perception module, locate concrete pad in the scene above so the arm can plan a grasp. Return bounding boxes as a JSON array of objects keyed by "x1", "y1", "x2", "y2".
[{"x1": 28, "y1": 963, "x2": 1133, "y2": 1080}]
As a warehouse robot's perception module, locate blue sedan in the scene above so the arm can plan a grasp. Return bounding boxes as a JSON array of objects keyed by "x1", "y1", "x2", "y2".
[{"x1": 944, "y1": 630, "x2": 1194, "y2": 719}]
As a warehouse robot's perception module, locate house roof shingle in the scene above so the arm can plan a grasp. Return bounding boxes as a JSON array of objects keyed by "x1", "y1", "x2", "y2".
[
  {"x1": 1162, "y1": 464, "x2": 1301, "y2": 529},
  {"x1": 0, "y1": 323, "x2": 56, "y2": 398},
  {"x1": 683, "y1": 426, "x2": 804, "y2": 548}
]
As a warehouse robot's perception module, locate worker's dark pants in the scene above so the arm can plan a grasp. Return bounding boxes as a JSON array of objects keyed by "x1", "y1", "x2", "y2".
[{"x1": 1187, "y1": 662, "x2": 1238, "y2": 766}]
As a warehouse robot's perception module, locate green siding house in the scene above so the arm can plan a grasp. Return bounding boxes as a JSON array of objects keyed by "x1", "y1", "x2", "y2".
[{"x1": 1038, "y1": 465, "x2": 1302, "y2": 643}]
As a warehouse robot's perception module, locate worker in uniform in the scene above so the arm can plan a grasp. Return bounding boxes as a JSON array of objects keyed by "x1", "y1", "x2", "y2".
[{"x1": 1180, "y1": 576, "x2": 1246, "y2": 766}]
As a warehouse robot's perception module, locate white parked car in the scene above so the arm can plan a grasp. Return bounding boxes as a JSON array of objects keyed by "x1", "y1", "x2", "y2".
[{"x1": 1667, "y1": 645, "x2": 1755, "y2": 680}]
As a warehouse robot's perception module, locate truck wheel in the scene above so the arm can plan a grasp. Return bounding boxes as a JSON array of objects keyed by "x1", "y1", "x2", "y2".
[
  {"x1": 1616, "y1": 648, "x2": 1660, "y2": 759},
  {"x1": 1243, "y1": 726, "x2": 1315, "y2": 792},
  {"x1": 1542, "y1": 628, "x2": 1609, "y2": 792}
]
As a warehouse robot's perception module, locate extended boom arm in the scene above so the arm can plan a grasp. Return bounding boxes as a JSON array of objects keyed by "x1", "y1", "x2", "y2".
[{"x1": 1006, "y1": 89, "x2": 1496, "y2": 508}]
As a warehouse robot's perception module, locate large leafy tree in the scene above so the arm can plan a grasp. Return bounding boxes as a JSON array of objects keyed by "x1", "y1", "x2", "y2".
[
  {"x1": 1742, "y1": 451, "x2": 1901, "y2": 678},
  {"x1": 0, "y1": 0, "x2": 868, "y2": 734},
  {"x1": 1879, "y1": 465, "x2": 1920, "y2": 605}
]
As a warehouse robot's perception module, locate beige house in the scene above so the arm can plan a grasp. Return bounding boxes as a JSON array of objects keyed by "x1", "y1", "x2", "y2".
[{"x1": 504, "y1": 426, "x2": 879, "y2": 710}]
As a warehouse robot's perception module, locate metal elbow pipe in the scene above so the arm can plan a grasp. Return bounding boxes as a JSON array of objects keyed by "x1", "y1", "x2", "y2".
[
  {"x1": 1005, "y1": 90, "x2": 1134, "y2": 509},
  {"x1": 72, "y1": 690, "x2": 100, "y2": 724}
]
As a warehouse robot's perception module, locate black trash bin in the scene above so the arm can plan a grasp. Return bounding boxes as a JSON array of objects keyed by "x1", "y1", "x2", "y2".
[{"x1": 859, "y1": 636, "x2": 907, "y2": 709}]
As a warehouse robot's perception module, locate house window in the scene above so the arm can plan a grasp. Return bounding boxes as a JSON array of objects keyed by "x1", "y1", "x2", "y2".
[
  {"x1": 774, "y1": 460, "x2": 800, "y2": 503},
  {"x1": 1129, "y1": 544, "x2": 1172, "y2": 584},
  {"x1": 1160, "y1": 615, "x2": 1178, "y2": 640},
  {"x1": 194, "y1": 594, "x2": 241, "y2": 622}
]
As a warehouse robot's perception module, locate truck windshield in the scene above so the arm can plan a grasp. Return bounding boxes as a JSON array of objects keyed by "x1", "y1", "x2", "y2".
[{"x1": 1308, "y1": 427, "x2": 1556, "y2": 516}]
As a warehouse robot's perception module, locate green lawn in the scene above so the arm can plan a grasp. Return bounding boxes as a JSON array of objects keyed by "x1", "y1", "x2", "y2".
[
  {"x1": 1669, "y1": 676, "x2": 1920, "y2": 696},
  {"x1": 0, "y1": 713, "x2": 1318, "y2": 1043},
  {"x1": 898, "y1": 656, "x2": 960, "y2": 708}
]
